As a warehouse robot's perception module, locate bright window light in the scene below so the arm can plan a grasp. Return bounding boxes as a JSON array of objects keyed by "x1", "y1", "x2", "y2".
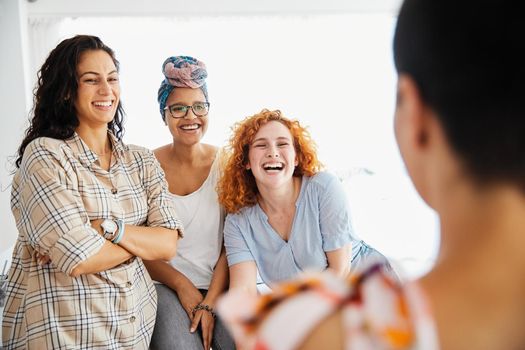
[{"x1": 50, "y1": 14, "x2": 438, "y2": 278}]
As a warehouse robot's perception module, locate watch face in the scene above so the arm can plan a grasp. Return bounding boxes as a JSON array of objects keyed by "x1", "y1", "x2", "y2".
[{"x1": 101, "y1": 219, "x2": 117, "y2": 233}]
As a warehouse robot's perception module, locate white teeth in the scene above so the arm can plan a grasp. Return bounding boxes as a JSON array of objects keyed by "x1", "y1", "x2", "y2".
[
  {"x1": 93, "y1": 101, "x2": 112, "y2": 107},
  {"x1": 263, "y1": 163, "x2": 284, "y2": 170},
  {"x1": 180, "y1": 124, "x2": 199, "y2": 130}
]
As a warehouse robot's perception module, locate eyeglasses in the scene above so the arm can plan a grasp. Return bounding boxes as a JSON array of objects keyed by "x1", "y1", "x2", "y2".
[{"x1": 164, "y1": 102, "x2": 210, "y2": 119}]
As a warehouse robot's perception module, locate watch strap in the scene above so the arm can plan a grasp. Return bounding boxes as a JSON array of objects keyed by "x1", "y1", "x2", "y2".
[{"x1": 112, "y1": 219, "x2": 125, "y2": 244}]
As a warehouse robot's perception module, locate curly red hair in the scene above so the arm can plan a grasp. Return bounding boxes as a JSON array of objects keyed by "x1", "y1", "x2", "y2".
[{"x1": 218, "y1": 109, "x2": 323, "y2": 214}]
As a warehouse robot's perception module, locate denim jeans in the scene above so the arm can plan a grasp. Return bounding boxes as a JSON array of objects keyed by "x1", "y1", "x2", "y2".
[
  {"x1": 350, "y1": 240, "x2": 398, "y2": 281},
  {"x1": 149, "y1": 284, "x2": 235, "y2": 350}
]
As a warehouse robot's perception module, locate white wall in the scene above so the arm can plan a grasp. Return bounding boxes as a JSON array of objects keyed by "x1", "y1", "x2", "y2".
[
  {"x1": 54, "y1": 14, "x2": 438, "y2": 278},
  {"x1": 0, "y1": 0, "x2": 31, "y2": 253},
  {"x1": 0, "y1": 0, "x2": 437, "y2": 278},
  {"x1": 0, "y1": 0, "x2": 398, "y2": 255},
  {"x1": 26, "y1": 0, "x2": 403, "y2": 17}
]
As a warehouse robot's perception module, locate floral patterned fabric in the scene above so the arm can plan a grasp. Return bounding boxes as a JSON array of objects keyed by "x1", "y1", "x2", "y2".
[{"x1": 217, "y1": 264, "x2": 439, "y2": 350}]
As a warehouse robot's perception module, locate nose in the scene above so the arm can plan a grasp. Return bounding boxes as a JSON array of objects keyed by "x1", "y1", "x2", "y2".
[
  {"x1": 183, "y1": 107, "x2": 198, "y2": 120},
  {"x1": 266, "y1": 145, "x2": 279, "y2": 158},
  {"x1": 99, "y1": 80, "x2": 112, "y2": 95}
]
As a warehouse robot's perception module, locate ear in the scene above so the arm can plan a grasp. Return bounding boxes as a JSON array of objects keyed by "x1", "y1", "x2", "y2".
[
  {"x1": 245, "y1": 162, "x2": 251, "y2": 170},
  {"x1": 394, "y1": 74, "x2": 430, "y2": 153},
  {"x1": 395, "y1": 74, "x2": 442, "y2": 208}
]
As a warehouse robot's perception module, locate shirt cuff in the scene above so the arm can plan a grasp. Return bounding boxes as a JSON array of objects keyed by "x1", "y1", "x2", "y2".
[
  {"x1": 226, "y1": 252, "x2": 254, "y2": 267},
  {"x1": 50, "y1": 224, "x2": 105, "y2": 275},
  {"x1": 147, "y1": 208, "x2": 185, "y2": 238},
  {"x1": 322, "y1": 233, "x2": 353, "y2": 252}
]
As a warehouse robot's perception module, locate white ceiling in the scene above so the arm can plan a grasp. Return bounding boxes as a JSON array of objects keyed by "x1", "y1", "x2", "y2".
[{"x1": 27, "y1": 0, "x2": 403, "y2": 17}]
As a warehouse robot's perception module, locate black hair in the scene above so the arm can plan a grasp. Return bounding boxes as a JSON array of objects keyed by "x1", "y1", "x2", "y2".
[
  {"x1": 393, "y1": 0, "x2": 525, "y2": 189},
  {"x1": 15, "y1": 34, "x2": 125, "y2": 168}
]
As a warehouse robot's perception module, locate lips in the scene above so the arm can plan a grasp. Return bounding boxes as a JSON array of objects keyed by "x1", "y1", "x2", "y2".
[
  {"x1": 92, "y1": 100, "x2": 113, "y2": 107},
  {"x1": 180, "y1": 123, "x2": 201, "y2": 130},
  {"x1": 262, "y1": 162, "x2": 284, "y2": 171},
  {"x1": 92, "y1": 100, "x2": 115, "y2": 112}
]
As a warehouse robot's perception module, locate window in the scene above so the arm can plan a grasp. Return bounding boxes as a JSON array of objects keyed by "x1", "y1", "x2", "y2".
[{"x1": 48, "y1": 14, "x2": 438, "y2": 278}]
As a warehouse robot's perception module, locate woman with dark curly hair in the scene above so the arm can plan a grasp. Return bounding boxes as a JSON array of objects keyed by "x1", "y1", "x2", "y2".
[
  {"x1": 217, "y1": 109, "x2": 394, "y2": 295},
  {"x1": 2, "y1": 35, "x2": 182, "y2": 349}
]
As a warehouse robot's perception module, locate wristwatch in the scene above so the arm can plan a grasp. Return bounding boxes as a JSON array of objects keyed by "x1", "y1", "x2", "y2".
[{"x1": 101, "y1": 219, "x2": 118, "y2": 240}]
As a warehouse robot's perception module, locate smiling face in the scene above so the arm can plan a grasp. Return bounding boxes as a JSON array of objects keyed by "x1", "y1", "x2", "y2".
[
  {"x1": 247, "y1": 120, "x2": 298, "y2": 190},
  {"x1": 164, "y1": 87, "x2": 209, "y2": 146},
  {"x1": 74, "y1": 50, "x2": 120, "y2": 129}
]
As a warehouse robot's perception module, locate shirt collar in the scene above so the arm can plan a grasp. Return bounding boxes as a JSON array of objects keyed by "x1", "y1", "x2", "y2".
[{"x1": 64, "y1": 131, "x2": 127, "y2": 167}]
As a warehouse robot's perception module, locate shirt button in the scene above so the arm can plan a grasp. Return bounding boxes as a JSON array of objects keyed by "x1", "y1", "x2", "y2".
[
  {"x1": 130, "y1": 316, "x2": 136, "y2": 323},
  {"x1": 111, "y1": 188, "x2": 118, "y2": 194},
  {"x1": 126, "y1": 281, "x2": 132, "y2": 287}
]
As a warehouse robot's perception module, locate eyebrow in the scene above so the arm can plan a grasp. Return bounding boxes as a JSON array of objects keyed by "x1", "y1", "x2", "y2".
[
  {"x1": 169, "y1": 101, "x2": 207, "y2": 106},
  {"x1": 251, "y1": 136, "x2": 292, "y2": 143},
  {"x1": 78, "y1": 70, "x2": 118, "y2": 78}
]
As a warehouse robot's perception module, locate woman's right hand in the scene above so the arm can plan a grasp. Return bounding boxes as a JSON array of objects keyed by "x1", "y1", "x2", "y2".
[
  {"x1": 35, "y1": 251, "x2": 51, "y2": 266},
  {"x1": 175, "y1": 275, "x2": 204, "y2": 320}
]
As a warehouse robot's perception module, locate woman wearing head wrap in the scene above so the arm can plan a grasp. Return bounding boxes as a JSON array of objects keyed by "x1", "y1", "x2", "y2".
[{"x1": 143, "y1": 56, "x2": 235, "y2": 350}]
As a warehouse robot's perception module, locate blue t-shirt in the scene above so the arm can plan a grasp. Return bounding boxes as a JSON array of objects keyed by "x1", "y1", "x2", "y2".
[{"x1": 224, "y1": 172, "x2": 362, "y2": 286}]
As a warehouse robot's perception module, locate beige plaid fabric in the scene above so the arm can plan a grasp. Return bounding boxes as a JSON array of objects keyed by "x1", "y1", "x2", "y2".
[{"x1": 2, "y1": 133, "x2": 182, "y2": 349}]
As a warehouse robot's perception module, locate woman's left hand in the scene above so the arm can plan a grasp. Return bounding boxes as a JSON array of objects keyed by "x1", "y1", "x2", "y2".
[{"x1": 191, "y1": 308, "x2": 215, "y2": 350}]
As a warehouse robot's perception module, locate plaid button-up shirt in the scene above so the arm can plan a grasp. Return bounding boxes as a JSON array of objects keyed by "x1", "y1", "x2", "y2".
[{"x1": 2, "y1": 133, "x2": 182, "y2": 349}]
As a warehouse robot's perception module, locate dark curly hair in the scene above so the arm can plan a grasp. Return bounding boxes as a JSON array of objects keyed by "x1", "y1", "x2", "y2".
[{"x1": 15, "y1": 35, "x2": 125, "y2": 168}]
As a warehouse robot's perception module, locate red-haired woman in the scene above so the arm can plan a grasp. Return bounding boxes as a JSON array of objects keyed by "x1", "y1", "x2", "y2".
[{"x1": 217, "y1": 109, "x2": 394, "y2": 295}]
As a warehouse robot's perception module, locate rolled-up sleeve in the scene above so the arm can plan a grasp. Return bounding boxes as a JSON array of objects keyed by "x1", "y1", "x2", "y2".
[
  {"x1": 143, "y1": 150, "x2": 184, "y2": 237},
  {"x1": 224, "y1": 214, "x2": 254, "y2": 266},
  {"x1": 17, "y1": 166, "x2": 105, "y2": 275},
  {"x1": 318, "y1": 174, "x2": 354, "y2": 251}
]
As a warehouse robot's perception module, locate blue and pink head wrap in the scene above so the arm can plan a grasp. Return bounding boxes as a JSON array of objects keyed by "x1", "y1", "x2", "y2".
[{"x1": 157, "y1": 55, "x2": 208, "y2": 120}]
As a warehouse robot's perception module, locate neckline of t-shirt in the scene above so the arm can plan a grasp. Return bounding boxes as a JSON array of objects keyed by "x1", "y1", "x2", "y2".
[
  {"x1": 256, "y1": 174, "x2": 310, "y2": 243},
  {"x1": 169, "y1": 149, "x2": 219, "y2": 199}
]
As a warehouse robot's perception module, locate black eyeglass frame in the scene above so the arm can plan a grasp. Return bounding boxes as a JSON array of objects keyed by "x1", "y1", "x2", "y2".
[{"x1": 164, "y1": 102, "x2": 210, "y2": 119}]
